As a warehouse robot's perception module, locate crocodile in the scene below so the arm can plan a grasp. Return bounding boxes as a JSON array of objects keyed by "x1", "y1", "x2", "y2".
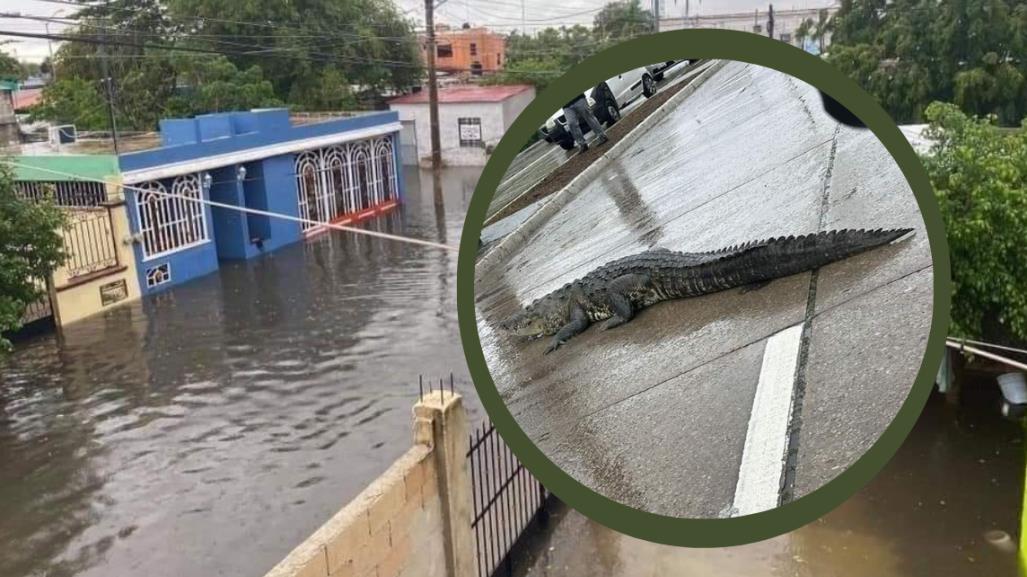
[{"x1": 498, "y1": 228, "x2": 913, "y2": 354}]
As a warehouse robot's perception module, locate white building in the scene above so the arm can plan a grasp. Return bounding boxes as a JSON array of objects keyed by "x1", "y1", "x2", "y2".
[
  {"x1": 660, "y1": 5, "x2": 840, "y2": 52},
  {"x1": 389, "y1": 84, "x2": 535, "y2": 167}
]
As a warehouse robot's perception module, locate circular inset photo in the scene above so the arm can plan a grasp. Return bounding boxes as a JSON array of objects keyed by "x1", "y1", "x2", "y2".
[{"x1": 460, "y1": 32, "x2": 948, "y2": 544}]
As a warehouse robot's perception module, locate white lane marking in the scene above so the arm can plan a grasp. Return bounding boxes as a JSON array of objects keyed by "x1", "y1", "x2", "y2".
[{"x1": 732, "y1": 323, "x2": 804, "y2": 516}]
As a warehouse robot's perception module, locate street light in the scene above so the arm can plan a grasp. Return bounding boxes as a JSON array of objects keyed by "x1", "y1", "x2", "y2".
[{"x1": 45, "y1": 8, "x2": 64, "y2": 82}]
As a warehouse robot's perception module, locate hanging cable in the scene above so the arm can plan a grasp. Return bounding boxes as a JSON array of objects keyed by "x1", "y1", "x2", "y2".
[{"x1": 0, "y1": 160, "x2": 459, "y2": 253}]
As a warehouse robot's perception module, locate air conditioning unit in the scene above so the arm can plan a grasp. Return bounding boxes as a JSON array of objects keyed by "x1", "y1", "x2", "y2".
[{"x1": 48, "y1": 124, "x2": 77, "y2": 147}]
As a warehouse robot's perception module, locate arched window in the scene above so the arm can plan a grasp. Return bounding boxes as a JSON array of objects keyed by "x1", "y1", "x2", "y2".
[
  {"x1": 135, "y1": 176, "x2": 209, "y2": 259},
  {"x1": 326, "y1": 147, "x2": 347, "y2": 219},
  {"x1": 295, "y1": 151, "x2": 321, "y2": 229},
  {"x1": 374, "y1": 137, "x2": 396, "y2": 201},
  {"x1": 353, "y1": 141, "x2": 372, "y2": 211}
]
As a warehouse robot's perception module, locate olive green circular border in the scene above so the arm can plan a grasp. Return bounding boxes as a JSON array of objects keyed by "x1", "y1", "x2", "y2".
[{"x1": 456, "y1": 29, "x2": 951, "y2": 547}]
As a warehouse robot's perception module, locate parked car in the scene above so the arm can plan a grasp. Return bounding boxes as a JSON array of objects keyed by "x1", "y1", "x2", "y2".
[{"x1": 538, "y1": 65, "x2": 659, "y2": 150}]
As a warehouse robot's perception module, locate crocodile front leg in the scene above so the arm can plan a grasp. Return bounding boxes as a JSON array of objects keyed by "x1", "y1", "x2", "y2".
[
  {"x1": 601, "y1": 273, "x2": 650, "y2": 331},
  {"x1": 544, "y1": 304, "x2": 590, "y2": 355}
]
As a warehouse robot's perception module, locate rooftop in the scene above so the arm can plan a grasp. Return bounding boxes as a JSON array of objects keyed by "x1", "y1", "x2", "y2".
[{"x1": 388, "y1": 84, "x2": 533, "y2": 105}]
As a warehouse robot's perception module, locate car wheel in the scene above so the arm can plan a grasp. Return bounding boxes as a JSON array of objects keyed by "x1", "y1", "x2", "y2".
[
  {"x1": 642, "y1": 73, "x2": 657, "y2": 98},
  {"x1": 604, "y1": 98, "x2": 621, "y2": 126},
  {"x1": 558, "y1": 138, "x2": 576, "y2": 150}
]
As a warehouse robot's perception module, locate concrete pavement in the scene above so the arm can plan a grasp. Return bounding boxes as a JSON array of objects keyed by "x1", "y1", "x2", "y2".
[{"x1": 474, "y1": 61, "x2": 935, "y2": 518}]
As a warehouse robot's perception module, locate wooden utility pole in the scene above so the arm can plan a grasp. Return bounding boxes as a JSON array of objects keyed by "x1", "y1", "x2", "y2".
[
  {"x1": 424, "y1": 0, "x2": 444, "y2": 200},
  {"x1": 99, "y1": 6, "x2": 120, "y2": 154},
  {"x1": 767, "y1": 4, "x2": 775, "y2": 39}
]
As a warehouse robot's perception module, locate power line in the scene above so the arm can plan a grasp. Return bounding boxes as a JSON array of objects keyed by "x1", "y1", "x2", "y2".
[{"x1": 0, "y1": 159, "x2": 460, "y2": 253}]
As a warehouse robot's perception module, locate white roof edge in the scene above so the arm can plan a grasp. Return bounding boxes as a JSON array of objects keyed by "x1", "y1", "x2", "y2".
[{"x1": 121, "y1": 122, "x2": 401, "y2": 185}]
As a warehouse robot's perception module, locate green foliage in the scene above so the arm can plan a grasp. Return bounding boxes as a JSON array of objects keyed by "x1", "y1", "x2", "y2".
[
  {"x1": 488, "y1": 2, "x2": 655, "y2": 91},
  {"x1": 828, "y1": 0, "x2": 1027, "y2": 125},
  {"x1": 28, "y1": 77, "x2": 110, "y2": 130},
  {"x1": 37, "y1": 50, "x2": 280, "y2": 130},
  {"x1": 0, "y1": 49, "x2": 21, "y2": 81},
  {"x1": 0, "y1": 167, "x2": 67, "y2": 352},
  {"x1": 593, "y1": 0, "x2": 655, "y2": 42},
  {"x1": 165, "y1": 55, "x2": 282, "y2": 117},
  {"x1": 166, "y1": 0, "x2": 421, "y2": 102},
  {"x1": 920, "y1": 103, "x2": 1027, "y2": 339}
]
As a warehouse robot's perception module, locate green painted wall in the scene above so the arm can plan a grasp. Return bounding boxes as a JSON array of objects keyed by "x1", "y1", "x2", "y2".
[{"x1": 9, "y1": 155, "x2": 120, "y2": 182}]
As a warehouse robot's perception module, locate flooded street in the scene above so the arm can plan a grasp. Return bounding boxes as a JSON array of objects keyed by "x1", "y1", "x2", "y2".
[
  {"x1": 0, "y1": 167, "x2": 481, "y2": 577},
  {"x1": 517, "y1": 390, "x2": 1023, "y2": 577}
]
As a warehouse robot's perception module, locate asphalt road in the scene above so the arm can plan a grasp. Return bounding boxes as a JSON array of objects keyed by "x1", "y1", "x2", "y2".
[{"x1": 474, "y1": 61, "x2": 935, "y2": 518}]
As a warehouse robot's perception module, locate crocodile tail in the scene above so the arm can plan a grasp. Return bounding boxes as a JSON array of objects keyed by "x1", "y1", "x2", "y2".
[{"x1": 752, "y1": 228, "x2": 913, "y2": 273}]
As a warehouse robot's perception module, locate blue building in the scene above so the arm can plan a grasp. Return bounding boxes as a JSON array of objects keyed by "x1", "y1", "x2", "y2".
[{"x1": 117, "y1": 108, "x2": 402, "y2": 295}]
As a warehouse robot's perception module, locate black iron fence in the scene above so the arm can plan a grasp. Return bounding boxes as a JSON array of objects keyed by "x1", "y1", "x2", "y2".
[
  {"x1": 467, "y1": 420, "x2": 548, "y2": 577},
  {"x1": 61, "y1": 209, "x2": 120, "y2": 281},
  {"x1": 15, "y1": 180, "x2": 108, "y2": 207}
]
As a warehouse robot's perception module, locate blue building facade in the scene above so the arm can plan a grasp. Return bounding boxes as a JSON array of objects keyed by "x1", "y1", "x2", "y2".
[{"x1": 117, "y1": 109, "x2": 402, "y2": 295}]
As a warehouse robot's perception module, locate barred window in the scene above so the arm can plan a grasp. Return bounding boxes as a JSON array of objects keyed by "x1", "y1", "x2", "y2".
[
  {"x1": 135, "y1": 174, "x2": 209, "y2": 259},
  {"x1": 458, "y1": 117, "x2": 482, "y2": 147}
]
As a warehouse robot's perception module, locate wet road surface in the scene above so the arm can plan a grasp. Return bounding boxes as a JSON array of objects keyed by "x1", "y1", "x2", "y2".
[
  {"x1": 475, "y1": 61, "x2": 935, "y2": 517},
  {"x1": 0, "y1": 167, "x2": 481, "y2": 577},
  {"x1": 514, "y1": 391, "x2": 1022, "y2": 577}
]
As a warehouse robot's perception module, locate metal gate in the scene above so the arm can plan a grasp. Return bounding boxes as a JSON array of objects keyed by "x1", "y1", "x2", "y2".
[{"x1": 467, "y1": 420, "x2": 548, "y2": 577}]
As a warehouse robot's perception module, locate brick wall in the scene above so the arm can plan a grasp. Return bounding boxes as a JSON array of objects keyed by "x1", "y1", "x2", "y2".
[{"x1": 264, "y1": 391, "x2": 468, "y2": 577}]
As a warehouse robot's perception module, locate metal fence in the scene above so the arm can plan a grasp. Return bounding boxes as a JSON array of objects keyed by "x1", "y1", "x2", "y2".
[
  {"x1": 61, "y1": 208, "x2": 120, "y2": 280},
  {"x1": 467, "y1": 420, "x2": 548, "y2": 577},
  {"x1": 19, "y1": 279, "x2": 52, "y2": 325},
  {"x1": 15, "y1": 180, "x2": 108, "y2": 207}
]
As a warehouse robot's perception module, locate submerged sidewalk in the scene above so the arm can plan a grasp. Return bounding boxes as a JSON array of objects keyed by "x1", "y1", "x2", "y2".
[{"x1": 511, "y1": 396, "x2": 1021, "y2": 577}]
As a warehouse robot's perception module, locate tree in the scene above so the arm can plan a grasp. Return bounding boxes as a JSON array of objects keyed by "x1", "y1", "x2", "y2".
[
  {"x1": 828, "y1": 0, "x2": 1027, "y2": 125},
  {"x1": 593, "y1": 0, "x2": 655, "y2": 44},
  {"x1": 920, "y1": 102, "x2": 1027, "y2": 341},
  {"x1": 0, "y1": 48, "x2": 20, "y2": 81},
  {"x1": 164, "y1": 55, "x2": 282, "y2": 117},
  {"x1": 28, "y1": 77, "x2": 110, "y2": 130},
  {"x1": 812, "y1": 9, "x2": 834, "y2": 54},
  {"x1": 165, "y1": 0, "x2": 422, "y2": 105},
  {"x1": 0, "y1": 168, "x2": 67, "y2": 352},
  {"x1": 795, "y1": 18, "x2": 813, "y2": 49}
]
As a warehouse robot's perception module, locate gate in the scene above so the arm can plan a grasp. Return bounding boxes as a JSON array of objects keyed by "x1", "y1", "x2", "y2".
[
  {"x1": 467, "y1": 420, "x2": 549, "y2": 577},
  {"x1": 61, "y1": 208, "x2": 120, "y2": 281}
]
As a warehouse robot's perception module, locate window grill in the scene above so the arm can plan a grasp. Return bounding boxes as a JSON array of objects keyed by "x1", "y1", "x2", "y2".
[
  {"x1": 135, "y1": 174, "x2": 209, "y2": 259},
  {"x1": 15, "y1": 180, "x2": 108, "y2": 207}
]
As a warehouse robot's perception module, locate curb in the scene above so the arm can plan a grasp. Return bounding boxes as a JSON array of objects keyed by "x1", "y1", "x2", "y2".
[{"x1": 476, "y1": 59, "x2": 729, "y2": 276}]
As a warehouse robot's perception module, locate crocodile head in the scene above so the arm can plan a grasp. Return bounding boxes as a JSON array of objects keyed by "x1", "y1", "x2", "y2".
[{"x1": 498, "y1": 295, "x2": 569, "y2": 338}]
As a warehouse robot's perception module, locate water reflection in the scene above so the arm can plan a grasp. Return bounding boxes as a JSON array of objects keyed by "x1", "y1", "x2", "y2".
[{"x1": 0, "y1": 167, "x2": 481, "y2": 577}]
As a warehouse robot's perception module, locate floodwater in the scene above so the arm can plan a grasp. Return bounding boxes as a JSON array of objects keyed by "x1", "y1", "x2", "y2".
[
  {"x1": 516, "y1": 388, "x2": 1024, "y2": 577},
  {"x1": 0, "y1": 167, "x2": 482, "y2": 577}
]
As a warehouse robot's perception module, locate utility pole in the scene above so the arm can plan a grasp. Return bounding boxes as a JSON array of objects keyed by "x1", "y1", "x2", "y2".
[
  {"x1": 767, "y1": 4, "x2": 775, "y2": 39},
  {"x1": 424, "y1": 0, "x2": 443, "y2": 201},
  {"x1": 653, "y1": 0, "x2": 660, "y2": 32},
  {"x1": 99, "y1": 5, "x2": 119, "y2": 154}
]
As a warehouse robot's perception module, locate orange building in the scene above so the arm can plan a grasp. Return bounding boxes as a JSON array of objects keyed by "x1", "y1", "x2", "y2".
[{"x1": 424, "y1": 25, "x2": 506, "y2": 74}]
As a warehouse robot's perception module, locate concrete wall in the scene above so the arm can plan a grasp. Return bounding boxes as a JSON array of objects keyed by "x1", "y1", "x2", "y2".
[
  {"x1": 51, "y1": 184, "x2": 143, "y2": 325},
  {"x1": 264, "y1": 391, "x2": 473, "y2": 577},
  {"x1": 391, "y1": 95, "x2": 535, "y2": 166}
]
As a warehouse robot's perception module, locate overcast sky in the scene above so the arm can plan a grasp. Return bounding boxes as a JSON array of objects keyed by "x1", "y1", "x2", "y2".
[{"x1": 3, "y1": 0, "x2": 836, "y2": 62}]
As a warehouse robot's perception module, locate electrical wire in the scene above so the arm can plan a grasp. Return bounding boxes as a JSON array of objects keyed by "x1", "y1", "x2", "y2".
[{"x1": 0, "y1": 159, "x2": 460, "y2": 253}]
